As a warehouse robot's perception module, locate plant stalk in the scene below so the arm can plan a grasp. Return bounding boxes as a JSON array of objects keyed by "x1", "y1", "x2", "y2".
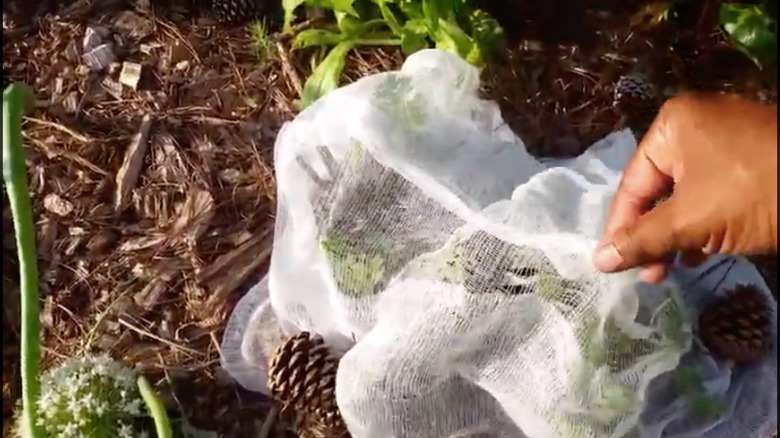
[
  {"x1": 137, "y1": 375, "x2": 173, "y2": 438},
  {"x1": 3, "y1": 83, "x2": 43, "y2": 438}
]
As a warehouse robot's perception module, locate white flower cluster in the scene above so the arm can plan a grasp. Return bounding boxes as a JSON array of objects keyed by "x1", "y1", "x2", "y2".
[{"x1": 35, "y1": 355, "x2": 146, "y2": 438}]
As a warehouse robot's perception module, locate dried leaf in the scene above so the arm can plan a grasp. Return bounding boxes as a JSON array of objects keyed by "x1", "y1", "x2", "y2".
[
  {"x1": 120, "y1": 234, "x2": 167, "y2": 252},
  {"x1": 171, "y1": 188, "x2": 215, "y2": 245}
]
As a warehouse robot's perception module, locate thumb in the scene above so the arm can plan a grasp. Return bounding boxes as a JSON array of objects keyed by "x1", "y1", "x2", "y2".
[{"x1": 594, "y1": 197, "x2": 688, "y2": 273}]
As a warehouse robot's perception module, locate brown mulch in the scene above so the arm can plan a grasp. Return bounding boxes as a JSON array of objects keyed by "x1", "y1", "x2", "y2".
[
  {"x1": 2, "y1": 0, "x2": 777, "y2": 437},
  {"x1": 3, "y1": 3, "x2": 290, "y2": 435}
]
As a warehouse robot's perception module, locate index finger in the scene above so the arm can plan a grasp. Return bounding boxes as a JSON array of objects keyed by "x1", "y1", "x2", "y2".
[{"x1": 603, "y1": 118, "x2": 679, "y2": 240}]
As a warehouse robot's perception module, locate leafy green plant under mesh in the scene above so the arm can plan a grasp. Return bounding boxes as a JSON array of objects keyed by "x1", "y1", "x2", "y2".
[
  {"x1": 556, "y1": 289, "x2": 692, "y2": 436},
  {"x1": 675, "y1": 366, "x2": 730, "y2": 419},
  {"x1": 321, "y1": 233, "x2": 387, "y2": 297}
]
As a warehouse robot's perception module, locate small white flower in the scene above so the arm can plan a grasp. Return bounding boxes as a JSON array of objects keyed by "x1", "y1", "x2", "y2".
[
  {"x1": 62, "y1": 423, "x2": 78, "y2": 435},
  {"x1": 93, "y1": 362, "x2": 108, "y2": 376},
  {"x1": 94, "y1": 401, "x2": 107, "y2": 416},
  {"x1": 35, "y1": 355, "x2": 145, "y2": 437},
  {"x1": 123, "y1": 399, "x2": 142, "y2": 416},
  {"x1": 118, "y1": 423, "x2": 134, "y2": 438},
  {"x1": 81, "y1": 392, "x2": 95, "y2": 410}
]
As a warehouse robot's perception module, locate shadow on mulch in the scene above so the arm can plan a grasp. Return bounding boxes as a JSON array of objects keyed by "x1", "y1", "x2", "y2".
[{"x1": 479, "y1": 0, "x2": 776, "y2": 157}]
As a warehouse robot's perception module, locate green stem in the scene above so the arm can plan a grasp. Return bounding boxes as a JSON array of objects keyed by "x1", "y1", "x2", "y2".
[
  {"x1": 137, "y1": 375, "x2": 173, "y2": 438},
  {"x1": 355, "y1": 38, "x2": 402, "y2": 46},
  {"x1": 3, "y1": 83, "x2": 43, "y2": 438},
  {"x1": 375, "y1": 0, "x2": 404, "y2": 35}
]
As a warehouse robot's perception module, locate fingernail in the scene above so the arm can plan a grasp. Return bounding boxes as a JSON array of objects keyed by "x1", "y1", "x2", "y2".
[{"x1": 594, "y1": 244, "x2": 623, "y2": 272}]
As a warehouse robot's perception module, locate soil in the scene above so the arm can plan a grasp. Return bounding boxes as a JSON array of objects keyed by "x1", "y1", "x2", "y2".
[{"x1": 2, "y1": 0, "x2": 777, "y2": 437}]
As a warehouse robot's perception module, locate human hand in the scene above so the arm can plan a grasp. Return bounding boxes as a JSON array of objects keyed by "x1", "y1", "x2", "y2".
[{"x1": 593, "y1": 93, "x2": 778, "y2": 283}]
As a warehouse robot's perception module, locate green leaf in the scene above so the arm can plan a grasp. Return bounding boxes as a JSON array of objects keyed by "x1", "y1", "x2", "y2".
[
  {"x1": 597, "y1": 384, "x2": 636, "y2": 413},
  {"x1": 674, "y1": 367, "x2": 704, "y2": 394},
  {"x1": 422, "y1": 0, "x2": 445, "y2": 30},
  {"x1": 400, "y1": 19, "x2": 429, "y2": 54},
  {"x1": 432, "y1": 18, "x2": 483, "y2": 65},
  {"x1": 401, "y1": 31, "x2": 428, "y2": 54},
  {"x1": 282, "y1": 0, "x2": 306, "y2": 33},
  {"x1": 292, "y1": 28, "x2": 346, "y2": 49},
  {"x1": 299, "y1": 40, "x2": 356, "y2": 108},
  {"x1": 403, "y1": 17, "x2": 428, "y2": 34},
  {"x1": 690, "y1": 393, "x2": 730, "y2": 419},
  {"x1": 331, "y1": 0, "x2": 359, "y2": 15},
  {"x1": 320, "y1": 233, "x2": 386, "y2": 297},
  {"x1": 719, "y1": 3, "x2": 777, "y2": 68},
  {"x1": 335, "y1": 14, "x2": 388, "y2": 37},
  {"x1": 336, "y1": 11, "x2": 364, "y2": 35},
  {"x1": 466, "y1": 9, "x2": 506, "y2": 61},
  {"x1": 397, "y1": 0, "x2": 425, "y2": 20},
  {"x1": 373, "y1": 0, "x2": 404, "y2": 35}
]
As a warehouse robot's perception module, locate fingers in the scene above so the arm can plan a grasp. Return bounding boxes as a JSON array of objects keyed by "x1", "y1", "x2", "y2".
[
  {"x1": 595, "y1": 196, "x2": 686, "y2": 272},
  {"x1": 602, "y1": 113, "x2": 679, "y2": 240},
  {"x1": 595, "y1": 103, "x2": 688, "y2": 278},
  {"x1": 637, "y1": 251, "x2": 704, "y2": 284},
  {"x1": 639, "y1": 263, "x2": 669, "y2": 284}
]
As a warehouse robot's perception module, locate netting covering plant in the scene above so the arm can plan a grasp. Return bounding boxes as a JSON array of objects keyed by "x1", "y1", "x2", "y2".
[{"x1": 221, "y1": 49, "x2": 777, "y2": 437}]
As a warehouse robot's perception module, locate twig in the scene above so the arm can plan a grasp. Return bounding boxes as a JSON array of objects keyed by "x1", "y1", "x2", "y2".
[
  {"x1": 276, "y1": 41, "x2": 304, "y2": 98},
  {"x1": 156, "y1": 19, "x2": 202, "y2": 65},
  {"x1": 24, "y1": 116, "x2": 91, "y2": 143},
  {"x1": 258, "y1": 405, "x2": 278, "y2": 438},
  {"x1": 277, "y1": 19, "x2": 321, "y2": 41},
  {"x1": 25, "y1": 136, "x2": 110, "y2": 177},
  {"x1": 165, "y1": 114, "x2": 244, "y2": 126},
  {"x1": 117, "y1": 317, "x2": 203, "y2": 357}
]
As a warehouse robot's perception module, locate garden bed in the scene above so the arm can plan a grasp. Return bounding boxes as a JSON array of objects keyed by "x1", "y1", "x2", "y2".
[{"x1": 2, "y1": 0, "x2": 776, "y2": 436}]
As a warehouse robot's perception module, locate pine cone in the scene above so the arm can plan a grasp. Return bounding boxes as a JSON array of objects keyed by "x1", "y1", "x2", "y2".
[
  {"x1": 613, "y1": 74, "x2": 659, "y2": 138},
  {"x1": 699, "y1": 284, "x2": 773, "y2": 365},
  {"x1": 268, "y1": 332, "x2": 347, "y2": 435},
  {"x1": 210, "y1": 0, "x2": 261, "y2": 23}
]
